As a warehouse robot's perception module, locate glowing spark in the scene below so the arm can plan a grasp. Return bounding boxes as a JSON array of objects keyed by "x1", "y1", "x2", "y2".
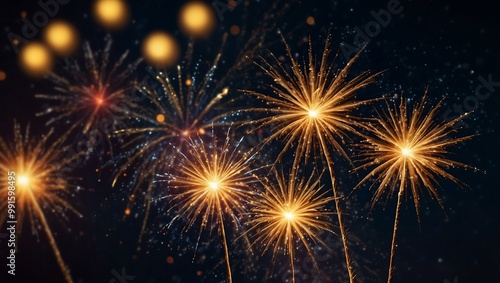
[
  {"x1": 283, "y1": 211, "x2": 294, "y2": 220},
  {"x1": 246, "y1": 167, "x2": 334, "y2": 283},
  {"x1": 308, "y1": 109, "x2": 318, "y2": 118},
  {"x1": 167, "y1": 129, "x2": 258, "y2": 283},
  {"x1": 156, "y1": 114, "x2": 165, "y2": 123},
  {"x1": 209, "y1": 181, "x2": 220, "y2": 190},
  {"x1": 241, "y1": 33, "x2": 381, "y2": 282},
  {"x1": 0, "y1": 123, "x2": 82, "y2": 283},
  {"x1": 354, "y1": 92, "x2": 476, "y2": 283},
  {"x1": 401, "y1": 147, "x2": 412, "y2": 157},
  {"x1": 18, "y1": 175, "x2": 29, "y2": 186},
  {"x1": 95, "y1": 97, "x2": 104, "y2": 106}
]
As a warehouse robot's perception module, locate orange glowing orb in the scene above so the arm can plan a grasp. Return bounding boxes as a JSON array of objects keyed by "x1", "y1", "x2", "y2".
[
  {"x1": 179, "y1": 1, "x2": 216, "y2": 38},
  {"x1": 141, "y1": 31, "x2": 179, "y2": 68},
  {"x1": 19, "y1": 42, "x2": 53, "y2": 77},
  {"x1": 93, "y1": 0, "x2": 130, "y2": 30},
  {"x1": 156, "y1": 114, "x2": 165, "y2": 123},
  {"x1": 43, "y1": 20, "x2": 79, "y2": 56}
]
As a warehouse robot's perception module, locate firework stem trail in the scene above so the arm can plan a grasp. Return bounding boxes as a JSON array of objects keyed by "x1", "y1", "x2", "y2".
[
  {"x1": 387, "y1": 173, "x2": 406, "y2": 283},
  {"x1": 30, "y1": 191, "x2": 73, "y2": 283},
  {"x1": 288, "y1": 225, "x2": 296, "y2": 283},
  {"x1": 137, "y1": 183, "x2": 153, "y2": 246},
  {"x1": 216, "y1": 199, "x2": 232, "y2": 283},
  {"x1": 316, "y1": 130, "x2": 355, "y2": 282}
]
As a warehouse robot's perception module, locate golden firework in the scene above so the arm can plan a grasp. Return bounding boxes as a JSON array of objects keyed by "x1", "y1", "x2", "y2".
[
  {"x1": 246, "y1": 167, "x2": 335, "y2": 283},
  {"x1": 354, "y1": 92, "x2": 476, "y2": 283},
  {"x1": 241, "y1": 33, "x2": 381, "y2": 281},
  {"x1": 167, "y1": 129, "x2": 258, "y2": 283},
  {"x1": 0, "y1": 123, "x2": 81, "y2": 283}
]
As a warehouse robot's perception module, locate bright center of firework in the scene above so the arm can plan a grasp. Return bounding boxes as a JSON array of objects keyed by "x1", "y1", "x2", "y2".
[
  {"x1": 19, "y1": 175, "x2": 29, "y2": 185},
  {"x1": 401, "y1": 147, "x2": 412, "y2": 157},
  {"x1": 95, "y1": 97, "x2": 104, "y2": 106},
  {"x1": 308, "y1": 110, "x2": 318, "y2": 118},
  {"x1": 209, "y1": 181, "x2": 219, "y2": 190},
  {"x1": 284, "y1": 211, "x2": 295, "y2": 220}
]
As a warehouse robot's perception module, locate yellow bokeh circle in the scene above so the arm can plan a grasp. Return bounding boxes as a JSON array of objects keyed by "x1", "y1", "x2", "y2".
[
  {"x1": 19, "y1": 42, "x2": 53, "y2": 77},
  {"x1": 179, "y1": 1, "x2": 216, "y2": 38},
  {"x1": 43, "y1": 20, "x2": 79, "y2": 56},
  {"x1": 141, "y1": 31, "x2": 179, "y2": 68},
  {"x1": 93, "y1": 0, "x2": 130, "y2": 30}
]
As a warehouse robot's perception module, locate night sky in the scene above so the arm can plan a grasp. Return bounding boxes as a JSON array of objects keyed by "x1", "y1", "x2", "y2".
[{"x1": 1, "y1": 0, "x2": 499, "y2": 282}]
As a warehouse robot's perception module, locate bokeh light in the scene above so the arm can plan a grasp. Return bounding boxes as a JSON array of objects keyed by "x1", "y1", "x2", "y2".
[
  {"x1": 0, "y1": 71, "x2": 6, "y2": 81},
  {"x1": 307, "y1": 16, "x2": 315, "y2": 25},
  {"x1": 179, "y1": 1, "x2": 216, "y2": 38},
  {"x1": 156, "y1": 114, "x2": 165, "y2": 123},
  {"x1": 230, "y1": 25, "x2": 240, "y2": 36},
  {"x1": 92, "y1": 0, "x2": 130, "y2": 30},
  {"x1": 19, "y1": 42, "x2": 53, "y2": 77},
  {"x1": 43, "y1": 20, "x2": 80, "y2": 56},
  {"x1": 141, "y1": 31, "x2": 179, "y2": 68}
]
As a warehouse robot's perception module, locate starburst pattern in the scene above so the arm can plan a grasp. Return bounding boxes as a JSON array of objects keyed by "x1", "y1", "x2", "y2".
[
  {"x1": 166, "y1": 129, "x2": 258, "y2": 283},
  {"x1": 36, "y1": 35, "x2": 142, "y2": 154},
  {"x1": 354, "y1": 92, "x2": 476, "y2": 283},
  {"x1": 0, "y1": 123, "x2": 82, "y2": 283},
  {"x1": 241, "y1": 33, "x2": 381, "y2": 281},
  {"x1": 246, "y1": 167, "x2": 334, "y2": 283}
]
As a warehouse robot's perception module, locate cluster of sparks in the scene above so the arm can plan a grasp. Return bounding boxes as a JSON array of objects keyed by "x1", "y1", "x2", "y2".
[
  {"x1": 112, "y1": 37, "x2": 235, "y2": 243},
  {"x1": 165, "y1": 129, "x2": 258, "y2": 283},
  {"x1": 246, "y1": 167, "x2": 334, "y2": 283},
  {"x1": 36, "y1": 35, "x2": 142, "y2": 155},
  {"x1": 242, "y1": 33, "x2": 381, "y2": 282},
  {"x1": 1, "y1": 7, "x2": 478, "y2": 283}
]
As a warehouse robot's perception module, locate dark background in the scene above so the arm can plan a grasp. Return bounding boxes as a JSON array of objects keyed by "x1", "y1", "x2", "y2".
[{"x1": 0, "y1": 0, "x2": 499, "y2": 282}]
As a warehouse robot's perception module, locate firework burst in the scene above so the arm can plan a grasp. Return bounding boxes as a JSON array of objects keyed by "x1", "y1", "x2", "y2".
[
  {"x1": 353, "y1": 91, "x2": 476, "y2": 283},
  {"x1": 36, "y1": 35, "x2": 142, "y2": 155},
  {"x1": 113, "y1": 35, "x2": 241, "y2": 243},
  {"x1": 0, "y1": 123, "x2": 82, "y2": 283},
  {"x1": 164, "y1": 129, "x2": 258, "y2": 283},
  {"x1": 245, "y1": 166, "x2": 335, "y2": 283},
  {"x1": 241, "y1": 33, "x2": 381, "y2": 281}
]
